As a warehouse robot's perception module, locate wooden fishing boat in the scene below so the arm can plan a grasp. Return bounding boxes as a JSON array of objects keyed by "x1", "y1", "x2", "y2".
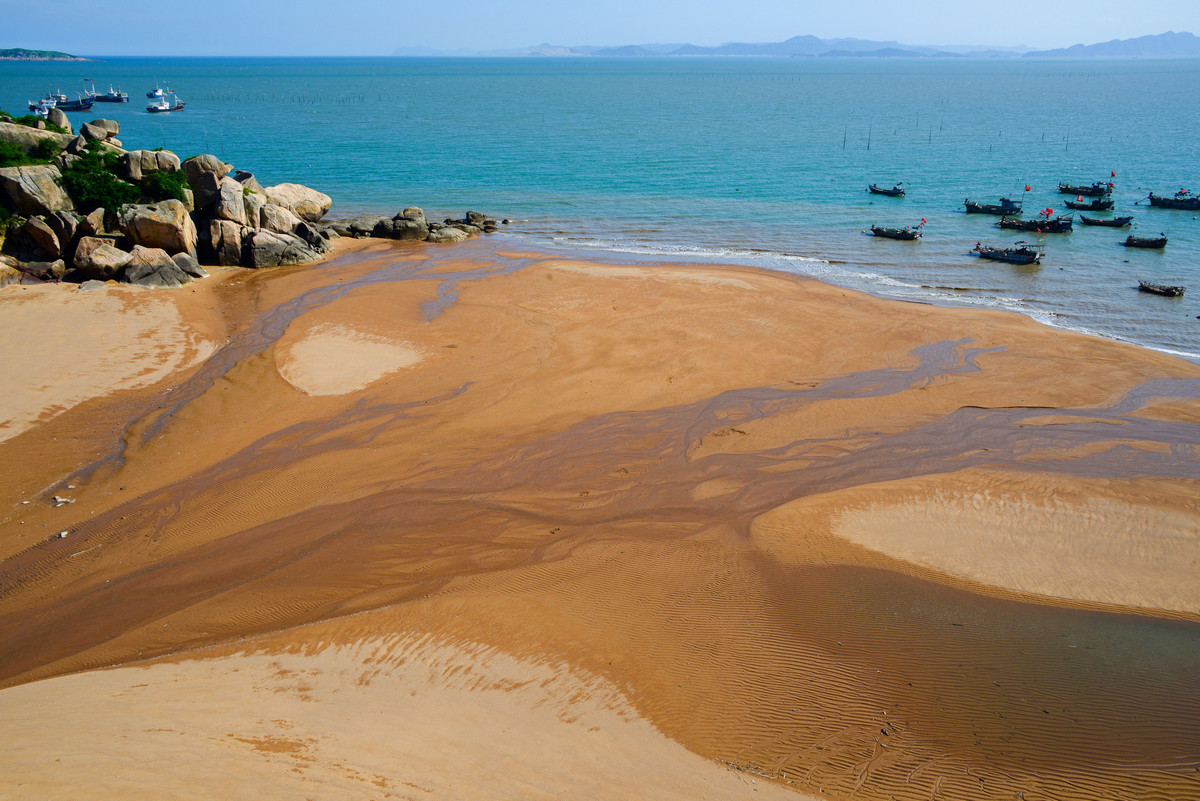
[
  {"x1": 997, "y1": 215, "x2": 1073, "y2": 233},
  {"x1": 869, "y1": 224, "x2": 921, "y2": 240},
  {"x1": 1058, "y1": 181, "x2": 1113, "y2": 197},
  {"x1": 868, "y1": 183, "x2": 905, "y2": 197},
  {"x1": 1079, "y1": 215, "x2": 1133, "y2": 227},
  {"x1": 1064, "y1": 197, "x2": 1115, "y2": 211},
  {"x1": 971, "y1": 242, "x2": 1044, "y2": 265},
  {"x1": 1124, "y1": 234, "x2": 1167, "y2": 249},
  {"x1": 1147, "y1": 191, "x2": 1200, "y2": 210},
  {"x1": 964, "y1": 197, "x2": 1022, "y2": 215},
  {"x1": 1138, "y1": 281, "x2": 1185, "y2": 297}
]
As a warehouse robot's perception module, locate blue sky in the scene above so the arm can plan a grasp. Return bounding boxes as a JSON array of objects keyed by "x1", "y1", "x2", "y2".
[{"x1": 3, "y1": 0, "x2": 1199, "y2": 56}]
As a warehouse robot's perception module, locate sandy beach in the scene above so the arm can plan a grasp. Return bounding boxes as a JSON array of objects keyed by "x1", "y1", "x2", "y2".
[{"x1": 1, "y1": 237, "x2": 1198, "y2": 800}]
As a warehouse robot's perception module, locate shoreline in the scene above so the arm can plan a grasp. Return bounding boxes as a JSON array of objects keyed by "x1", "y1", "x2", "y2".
[
  {"x1": 1, "y1": 237, "x2": 1197, "y2": 800},
  {"x1": 476, "y1": 229, "x2": 1200, "y2": 365}
]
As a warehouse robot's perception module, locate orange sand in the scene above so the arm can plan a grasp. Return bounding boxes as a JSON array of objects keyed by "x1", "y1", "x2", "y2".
[{"x1": 0, "y1": 237, "x2": 1197, "y2": 800}]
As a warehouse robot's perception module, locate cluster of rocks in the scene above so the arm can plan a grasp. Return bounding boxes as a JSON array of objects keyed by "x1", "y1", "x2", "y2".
[
  {"x1": 0, "y1": 113, "x2": 505, "y2": 290},
  {"x1": 328, "y1": 209, "x2": 506, "y2": 245}
]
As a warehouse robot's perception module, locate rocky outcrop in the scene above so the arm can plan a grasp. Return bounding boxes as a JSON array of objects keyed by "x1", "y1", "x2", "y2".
[
  {"x1": 182, "y1": 154, "x2": 232, "y2": 185},
  {"x1": 124, "y1": 245, "x2": 193, "y2": 288},
  {"x1": 244, "y1": 230, "x2": 322, "y2": 269},
  {"x1": 23, "y1": 216, "x2": 61, "y2": 258},
  {"x1": 0, "y1": 164, "x2": 74, "y2": 216},
  {"x1": 264, "y1": 183, "x2": 331, "y2": 222},
  {"x1": 45, "y1": 210, "x2": 79, "y2": 249},
  {"x1": 119, "y1": 149, "x2": 181, "y2": 182},
  {"x1": 425, "y1": 226, "x2": 471, "y2": 244},
  {"x1": 119, "y1": 199, "x2": 198, "y2": 256},
  {"x1": 326, "y1": 215, "x2": 388, "y2": 238},
  {"x1": 2, "y1": 117, "x2": 507, "y2": 291},
  {"x1": 90, "y1": 119, "x2": 120, "y2": 137},
  {"x1": 73, "y1": 236, "x2": 133, "y2": 280},
  {"x1": 46, "y1": 108, "x2": 72, "y2": 134},
  {"x1": 0, "y1": 121, "x2": 74, "y2": 156},
  {"x1": 232, "y1": 170, "x2": 265, "y2": 196},
  {"x1": 242, "y1": 191, "x2": 263, "y2": 230},
  {"x1": 172, "y1": 251, "x2": 208, "y2": 279},
  {"x1": 208, "y1": 220, "x2": 244, "y2": 267},
  {"x1": 214, "y1": 177, "x2": 247, "y2": 225},
  {"x1": 259, "y1": 203, "x2": 301, "y2": 234},
  {"x1": 0, "y1": 262, "x2": 20, "y2": 288}
]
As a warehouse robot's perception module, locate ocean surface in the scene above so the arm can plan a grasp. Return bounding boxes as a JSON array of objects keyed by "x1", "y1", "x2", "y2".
[{"x1": 4, "y1": 56, "x2": 1200, "y2": 360}]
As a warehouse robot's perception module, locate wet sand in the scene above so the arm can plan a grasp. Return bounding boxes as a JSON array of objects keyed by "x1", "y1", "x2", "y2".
[{"x1": 1, "y1": 237, "x2": 1198, "y2": 800}]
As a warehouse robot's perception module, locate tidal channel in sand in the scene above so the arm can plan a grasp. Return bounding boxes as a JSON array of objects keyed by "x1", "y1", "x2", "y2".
[{"x1": 0, "y1": 238, "x2": 1197, "y2": 800}]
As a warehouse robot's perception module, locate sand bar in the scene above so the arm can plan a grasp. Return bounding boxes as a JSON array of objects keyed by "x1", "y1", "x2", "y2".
[{"x1": 0, "y1": 238, "x2": 1197, "y2": 800}]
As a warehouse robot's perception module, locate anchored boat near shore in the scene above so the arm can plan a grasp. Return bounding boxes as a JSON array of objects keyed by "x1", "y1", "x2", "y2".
[
  {"x1": 1124, "y1": 233, "x2": 1168, "y2": 249},
  {"x1": 868, "y1": 182, "x2": 905, "y2": 197},
  {"x1": 868, "y1": 220, "x2": 924, "y2": 240},
  {"x1": 964, "y1": 197, "x2": 1022, "y2": 215},
  {"x1": 1138, "y1": 281, "x2": 1185, "y2": 297},
  {"x1": 1079, "y1": 215, "x2": 1133, "y2": 227},
  {"x1": 997, "y1": 213, "x2": 1073, "y2": 233},
  {"x1": 971, "y1": 242, "x2": 1044, "y2": 264},
  {"x1": 1058, "y1": 181, "x2": 1113, "y2": 197},
  {"x1": 1147, "y1": 191, "x2": 1200, "y2": 210}
]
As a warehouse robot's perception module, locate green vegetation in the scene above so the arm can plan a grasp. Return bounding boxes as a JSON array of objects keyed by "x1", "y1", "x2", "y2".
[
  {"x1": 141, "y1": 169, "x2": 189, "y2": 203},
  {"x1": 0, "y1": 137, "x2": 60, "y2": 168},
  {"x1": 0, "y1": 140, "x2": 31, "y2": 168},
  {"x1": 59, "y1": 143, "x2": 138, "y2": 213}
]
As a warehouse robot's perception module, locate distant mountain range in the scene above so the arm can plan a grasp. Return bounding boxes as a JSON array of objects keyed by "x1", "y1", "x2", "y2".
[{"x1": 393, "y1": 31, "x2": 1200, "y2": 59}]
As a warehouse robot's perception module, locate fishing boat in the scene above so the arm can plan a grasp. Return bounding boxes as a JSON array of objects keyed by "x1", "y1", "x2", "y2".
[
  {"x1": 868, "y1": 182, "x2": 905, "y2": 197},
  {"x1": 85, "y1": 79, "x2": 129, "y2": 103},
  {"x1": 1147, "y1": 191, "x2": 1200, "y2": 210},
  {"x1": 1138, "y1": 281, "x2": 1185, "y2": 297},
  {"x1": 1079, "y1": 215, "x2": 1133, "y2": 227},
  {"x1": 1064, "y1": 197, "x2": 1115, "y2": 211},
  {"x1": 147, "y1": 93, "x2": 185, "y2": 113},
  {"x1": 30, "y1": 93, "x2": 92, "y2": 112},
  {"x1": 868, "y1": 222, "x2": 923, "y2": 240},
  {"x1": 1057, "y1": 181, "x2": 1113, "y2": 197},
  {"x1": 146, "y1": 82, "x2": 172, "y2": 99},
  {"x1": 1124, "y1": 234, "x2": 1167, "y2": 249},
  {"x1": 997, "y1": 215, "x2": 1073, "y2": 233},
  {"x1": 971, "y1": 242, "x2": 1044, "y2": 265},
  {"x1": 964, "y1": 197, "x2": 1022, "y2": 215},
  {"x1": 28, "y1": 98, "x2": 54, "y2": 118}
]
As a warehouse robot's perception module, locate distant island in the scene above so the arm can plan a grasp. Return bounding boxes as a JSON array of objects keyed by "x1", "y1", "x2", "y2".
[
  {"x1": 0, "y1": 48, "x2": 87, "y2": 61},
  {"x1": 395, "y1": 30, "x2": 1200, "y2": 60}
]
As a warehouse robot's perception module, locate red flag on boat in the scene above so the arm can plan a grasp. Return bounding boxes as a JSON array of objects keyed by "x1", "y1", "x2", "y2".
[
  {"x1": 1111, "y1": 171, "x2": 1116, "y2": 177},
  {"x1": 1025, "y1": 185, "x2": 1031, "y2": 192},
  {"x1": 921, "y1": 218, "x2": 926, "y2": 223}
]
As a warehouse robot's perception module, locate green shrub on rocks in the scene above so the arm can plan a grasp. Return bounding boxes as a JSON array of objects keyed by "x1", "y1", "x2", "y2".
[
  {"x1": 60, "y1": 142, "x2": 139, "y2": 213},
  {"x1": 0, "y1": 137, "x2": 60, "y2": 168},
  {"x1": 141, "y1": 169, "x2": 189, "y2": 203}
]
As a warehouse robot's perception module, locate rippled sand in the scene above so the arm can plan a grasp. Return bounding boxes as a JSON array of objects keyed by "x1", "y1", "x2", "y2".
[{"x1": 1, "y1": 238, "x2": 1198, "y2": 800}]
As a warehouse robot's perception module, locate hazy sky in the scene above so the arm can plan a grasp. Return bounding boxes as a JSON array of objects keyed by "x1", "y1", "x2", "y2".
[{"x1": 4, "y1": 0, "x2": 1199, "y2": 56}]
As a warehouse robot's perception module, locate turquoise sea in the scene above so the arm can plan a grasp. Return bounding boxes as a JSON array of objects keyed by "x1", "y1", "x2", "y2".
[{"x1": 3, "y1": 56, "x2": 1200, "y2": 360}]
